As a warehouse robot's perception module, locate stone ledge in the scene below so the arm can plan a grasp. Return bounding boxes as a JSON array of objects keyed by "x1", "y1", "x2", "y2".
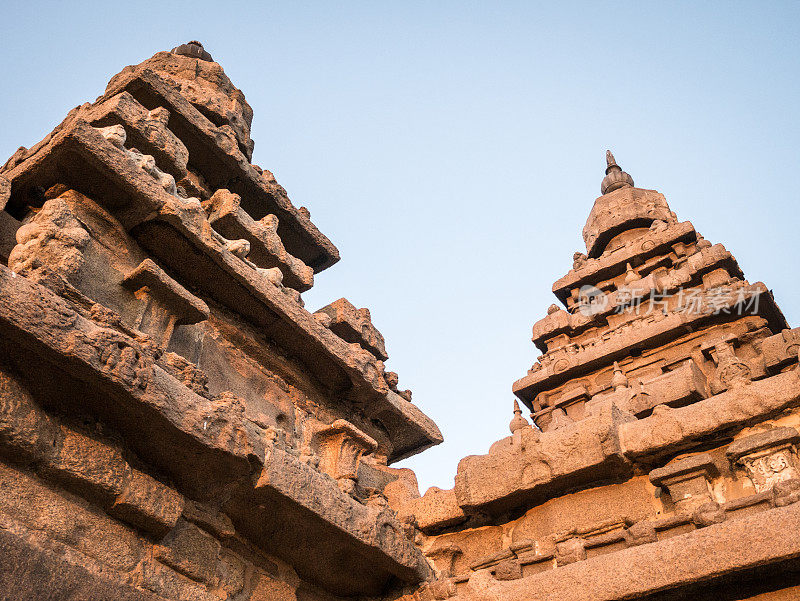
[
  {"x1": 537, "y1": 242, "x2": 744, "y2": 351},
  {"x1": 452, "y1": 405, "x2": 635, "y2": 514},
  {"x1": 551, "y1": 221, "x2": 697, "y2": 303},
  {"x1": 0, "y1": 527, "x2": 165, "y2": 601},
  {"x1": 85, "y1": 91, "x2": 189, "y2": 181},
  {"x1": 407, "y1": 487, "x2": 468, "y2": 532},
  {"x1": 0, "y1": 263, "x2": 255, "y2": 499},
  {"x1": 122, "y1": 258, "x2": 209, "y2": 325},
  {"x1": 727, "y1": 426, "x2": 800, "y2": 461},
  {"x1": 620, "y1": 370, "x2": 800, "y2": 462},
  {"x1": 440, "y1": 370, "x2": 800, "y2": 517},
  {"x1": 0, "y1": 267, "x2": 433, "y2": 594},
  {"x1": 206, "y1": 188, "x2": 314, "y2": 291},
  {"x1": 226, "y1": 444, "x2": 430, "y2": 596},
  {"x1": 514, "y1": 284, "x2": 783, "y2": 406},
  {"x1": 648, "y1": 453, "x2": 717, "y2": 487},
  {"x1": 456, "y1": 500, "x2": 800, "y2": 601},
  {"x1": 314, "y1": 298, "x2": 389, "y2": 361}
]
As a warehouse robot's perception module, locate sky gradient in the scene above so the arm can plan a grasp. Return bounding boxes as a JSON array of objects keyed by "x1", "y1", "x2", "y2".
[{"x1": 2, "y1": 1, "x2": 798, "y2": 492}]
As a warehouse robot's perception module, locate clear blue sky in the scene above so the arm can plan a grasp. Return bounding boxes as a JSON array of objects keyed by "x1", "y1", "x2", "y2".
[{"x1": 2, "y1": 2, "x2": 798, "y2": 493}]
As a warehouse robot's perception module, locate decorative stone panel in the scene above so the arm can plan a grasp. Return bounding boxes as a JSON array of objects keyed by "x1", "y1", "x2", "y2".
[{"x1": 727, "y1": 427, "x2": 800, "y2": 493}]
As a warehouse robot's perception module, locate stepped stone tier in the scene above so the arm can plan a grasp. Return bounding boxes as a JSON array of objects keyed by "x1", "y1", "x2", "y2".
[{"x1": 1, "y1": 43, "x2": 799, "y2": 601}]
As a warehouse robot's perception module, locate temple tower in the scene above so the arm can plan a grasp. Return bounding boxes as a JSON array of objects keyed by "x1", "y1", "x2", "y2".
[
  {"x1": 399, "y1": 153, "x2": 800, "y2": 601},
  {"x1": 2, "y1": 40, "x2": 800, "y2": 600},
  {"x1": 0, "y1": 42, "x2": 441, "y2": 600}
]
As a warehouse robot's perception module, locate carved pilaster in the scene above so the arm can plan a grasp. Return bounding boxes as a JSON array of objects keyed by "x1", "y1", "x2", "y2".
[
  {"x1": 312, "y1": 419, "x2": 378, "y2": 493},
  {"x1": 426, "y1": 543, "x2": 463, "y2": 579},
  {"x1": 122, "y1": 258, "x2": 209, "y2": 347}
]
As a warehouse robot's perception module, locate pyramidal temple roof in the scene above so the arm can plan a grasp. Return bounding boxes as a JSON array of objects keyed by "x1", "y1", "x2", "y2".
[
  {"x1": 513, "y1": 151, "x2": 787, "y2": 416},
  {"x1": 400, "y1": 149, "x2": 800, "y2": 600}
]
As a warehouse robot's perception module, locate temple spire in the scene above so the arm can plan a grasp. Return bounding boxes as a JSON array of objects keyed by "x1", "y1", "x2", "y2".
[
  {"x1": 624, "y1": 262, "x2": 638, "y2": 284},
  {"x1": 601, "y1": 150, "x2": 634, "y2": 195}
]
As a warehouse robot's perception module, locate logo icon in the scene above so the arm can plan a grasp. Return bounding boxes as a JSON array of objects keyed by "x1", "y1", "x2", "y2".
[{"x1": 578, "y1": 285, "x2": 608, "y2": 316}]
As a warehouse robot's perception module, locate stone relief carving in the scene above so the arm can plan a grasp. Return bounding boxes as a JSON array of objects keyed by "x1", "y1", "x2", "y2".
[{"x1": 727, "y1": 428, "x2": 800, "y2": 493}]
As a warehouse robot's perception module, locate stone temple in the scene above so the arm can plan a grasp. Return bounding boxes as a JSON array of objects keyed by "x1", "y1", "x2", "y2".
[{"x1": 0, "y1": 42, "x2": 799, "y2": 601}]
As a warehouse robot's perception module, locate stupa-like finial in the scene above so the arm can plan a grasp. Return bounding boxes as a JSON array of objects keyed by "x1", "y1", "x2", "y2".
[
  {"x1": 601, "y1": 150, "x2": 634, "y2": 195},
  {"x1": 624, "y1": 262, "x2": 638, "y2": 285},
  {"x1": 509, "y1": 399, "x2": 530, "y2": 433},
  {"x1": 171, "y1": 41, "x2": 214, "y2": 62},
  {"x1": 612, "y1": 361, "x2": 629, "y2": 391}
]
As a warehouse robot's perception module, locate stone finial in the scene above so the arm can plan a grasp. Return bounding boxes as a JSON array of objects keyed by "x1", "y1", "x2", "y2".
[
  {"x1": 612, "y1": 361, "x2": 629, "y2": 391},
  {"x1": 509, "y1": 400, "x2": 529, "y2": 433},
  {"x1": 171, "y1": 41, "x2": 213, "y2": 62},
  {"x1": 624, "y1": 263, "x2": 638, "y2": 285},
  {"x1": 601, "y1": 150, "x2": 634, "y2": 195}
]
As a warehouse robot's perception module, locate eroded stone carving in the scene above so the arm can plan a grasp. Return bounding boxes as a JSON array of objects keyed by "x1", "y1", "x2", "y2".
[
  {"x1": 0, "y1": 41, "x2": 440, "y2": 600},
  {"x1": 727, "y1": 428, "x2": 800, "y2": 493},
  {"x1": 314, "y1": 297, "x2": 389, "y2": 361},
  {"x1": 8, "y1": 193, "x2": 90, "y2": 283},
  {"x1": 312, "y1": 419, "x2": 378, "y2": 493},
  {"x1": 2, "y1": 44, "x2": 800, "y2": 601},
  {"x1": 122, "y1": 258, "x2": 209, "y2": 346}
]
